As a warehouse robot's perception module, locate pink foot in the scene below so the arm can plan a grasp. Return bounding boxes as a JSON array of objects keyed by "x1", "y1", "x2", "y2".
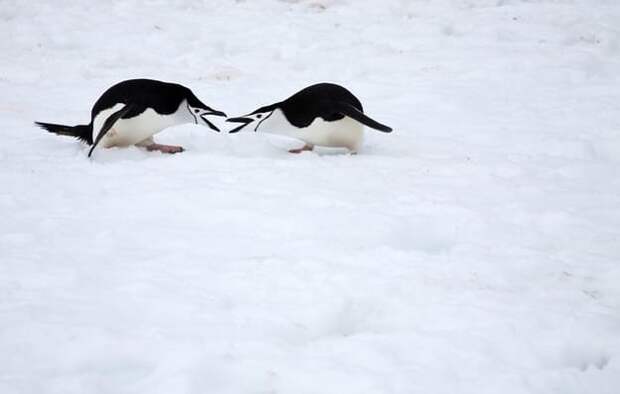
[
  {"x1": 145, "y1": 143, "x2": 185, "y2": 154},
  {"x1": 288, "y1": 144, "x2": 314, "y2": 154}
]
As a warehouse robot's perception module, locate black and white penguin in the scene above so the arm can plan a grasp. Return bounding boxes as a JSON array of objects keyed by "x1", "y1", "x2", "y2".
[
  {"x1": 226, "y1": 83, "x2": 392, "y2": 153},
  {"x1": 35, "y1": 78, "x2": 226, "y2": 157}
]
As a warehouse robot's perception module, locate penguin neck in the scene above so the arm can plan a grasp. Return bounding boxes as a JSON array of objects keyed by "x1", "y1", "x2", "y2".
[
  {"x1": 174, "y1": 99, "x2": 196, "y2": 124},
  {"x1": 256, "y1": 108, "x2": 293, "y2": 134},
  {"x1": 184, "y1": 90, "x2": 205, "y2": 108}
]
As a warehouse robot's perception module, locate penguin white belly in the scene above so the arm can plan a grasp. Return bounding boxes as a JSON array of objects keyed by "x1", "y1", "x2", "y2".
[
  {"x1": 93, "y1": 104, "x2": 180, "y2": 148},
  {"x1": 262, "y1": 109, "x2": 364, "y2": 151},
  {"x1": 297, "y1": 116, "x2": 364, "y2": 150}
]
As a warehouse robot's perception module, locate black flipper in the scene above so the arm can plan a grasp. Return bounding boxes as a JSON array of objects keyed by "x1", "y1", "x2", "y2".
[
  {"x1": 334, "y1": 102, "x2": 392, "y2": 133},
  {"x1": 88, "y1": 104, "x2": 136, "y2": 158}
]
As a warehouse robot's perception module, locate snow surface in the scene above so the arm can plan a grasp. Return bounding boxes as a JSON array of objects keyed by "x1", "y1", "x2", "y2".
[{"x1": 1, "y1": 1, "x2": 620, "y2": 393}]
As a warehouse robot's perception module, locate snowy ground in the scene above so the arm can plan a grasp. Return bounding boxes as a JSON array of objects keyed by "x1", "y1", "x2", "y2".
[{"x1": 1, "y1": 1, "x2": 620, "y2": 393}]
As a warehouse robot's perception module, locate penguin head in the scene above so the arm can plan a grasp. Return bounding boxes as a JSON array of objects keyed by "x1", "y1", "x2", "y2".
[
  {"x1": 226, "y1": 103, "x2": 281, "y2": 133},
  {"x1": 185, "y1": 92, "x2": 226, "y2": 132}
]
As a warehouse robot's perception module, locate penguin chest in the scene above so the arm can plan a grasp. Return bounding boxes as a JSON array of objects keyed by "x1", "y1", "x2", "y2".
[{"x1": 93, "y1": 104, "x2": 180, "y2": 147}]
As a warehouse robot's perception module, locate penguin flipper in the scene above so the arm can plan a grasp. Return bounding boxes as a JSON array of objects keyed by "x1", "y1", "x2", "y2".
[
  {"x1": 334, "y1": 102, "x2": 393, "y2": 133},
  {"x1": 88, "y1": 104, "x2": 137, "y2": 158}
]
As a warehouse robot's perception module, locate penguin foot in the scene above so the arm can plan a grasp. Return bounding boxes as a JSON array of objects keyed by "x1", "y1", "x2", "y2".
[
  {"x1": 145, "y1": 143, "x2": 185, "y2": 154},
  {"x1": 288, "y1": 144, "x2": 314, "y2": 154}
]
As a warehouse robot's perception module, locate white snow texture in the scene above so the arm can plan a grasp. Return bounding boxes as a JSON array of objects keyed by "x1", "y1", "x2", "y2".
[{"x1": 1, "y1": 1, "x2": 619, "y2": 393}]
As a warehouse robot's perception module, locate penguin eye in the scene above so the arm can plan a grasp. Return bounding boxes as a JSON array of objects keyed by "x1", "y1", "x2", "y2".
[
  {"x1": 194, "y1": 109, "x2": 200, "y2": 113},
  {"x1": 256, "y1": 114, "x2": 262, "y2": 119}
]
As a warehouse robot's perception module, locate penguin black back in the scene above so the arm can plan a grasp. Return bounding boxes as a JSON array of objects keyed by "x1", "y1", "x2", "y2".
[
  {"x1": 91, "y1": 79, "x2": 207, "y2": 120},
  {"x1": 273, "y1": 83, "x2": 364, "y2": 128}
]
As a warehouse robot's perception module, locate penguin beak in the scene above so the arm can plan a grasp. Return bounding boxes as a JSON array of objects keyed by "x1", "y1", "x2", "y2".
[
  {"x1": 226, "y1": 117, "x2": 253, "y2": 134},
  {"x1": 205, "y1": 109, "x2": 227, "y2": 117},
  {"x1": 200, "y1": 115, "x2": 221, "y2": 132}
]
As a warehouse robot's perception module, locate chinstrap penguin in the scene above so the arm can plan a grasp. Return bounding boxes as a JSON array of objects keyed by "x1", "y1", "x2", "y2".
[
  {"x1": 226, "y1": 83, "x2": 392, "y2": 153},
  {"x1": 35, "y1": 78, "x2": 226, "y2": 157}
]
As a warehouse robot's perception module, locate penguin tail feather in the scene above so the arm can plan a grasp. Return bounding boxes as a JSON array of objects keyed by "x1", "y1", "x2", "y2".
[
  {"x1": 335, "y1": 103, "x2": 393, "y2": 133},
  {"x1": 35, "y1": 122, "x2": 93, "y2": 145}
]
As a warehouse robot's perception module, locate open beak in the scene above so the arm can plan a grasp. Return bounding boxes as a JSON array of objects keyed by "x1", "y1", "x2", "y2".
[
  {"x1": 200, "y1": 110, "x2": 226, "y2": 132},
  {"x1": 226, "y1": 117, "x2": 253, "y2": 133}
]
